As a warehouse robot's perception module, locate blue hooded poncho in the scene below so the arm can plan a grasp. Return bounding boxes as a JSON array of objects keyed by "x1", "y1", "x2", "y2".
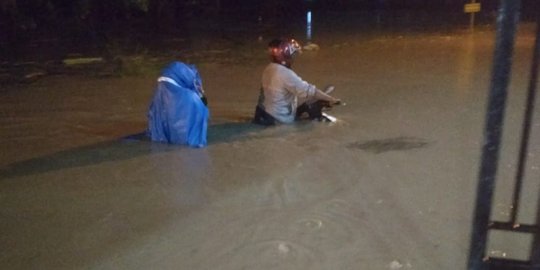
[{"x1": 147, "y1": 62, "x2": 209, "y2": 147}]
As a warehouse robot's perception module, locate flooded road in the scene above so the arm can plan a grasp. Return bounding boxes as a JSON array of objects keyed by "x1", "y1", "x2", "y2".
[{"x1": 1, "y1": 11, "x2": 539, "y2": 270}]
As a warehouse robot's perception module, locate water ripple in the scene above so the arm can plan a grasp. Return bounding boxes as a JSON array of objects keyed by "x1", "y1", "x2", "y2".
[
  {"x1": 291, "y1": 199, "x2": 364, "y2": 248},
  {"x1": 226, "y1": 239, "x2": 321, "y2": 269}
]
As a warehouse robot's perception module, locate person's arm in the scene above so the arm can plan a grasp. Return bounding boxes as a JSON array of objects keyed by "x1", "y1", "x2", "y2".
[
  {"x1": 284, "y1": 68, "x2": 340, "y2": 104},
  {"x1": 313, "y1": 88, "x2": 340, "y2": 104}
]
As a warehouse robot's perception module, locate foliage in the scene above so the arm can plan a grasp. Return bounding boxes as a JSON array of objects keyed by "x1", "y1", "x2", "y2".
[
  {"x1": 131, "y1": 0, "x2": 149, "y2": 12},
  {"x1": 1, "y1": 0, "x2": 538, "y2": 63}
]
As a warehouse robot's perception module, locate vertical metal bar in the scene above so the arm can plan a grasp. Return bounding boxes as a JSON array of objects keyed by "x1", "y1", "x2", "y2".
[
  {"x1": 468, "y1": 1, "x2": 522, "y2": 269},
  {"x1": 511, "y1": 2, "x2": 540, "y2": 226},
  {"x1": 529, "y1": 12, "x2": 540, "y2": 269}
]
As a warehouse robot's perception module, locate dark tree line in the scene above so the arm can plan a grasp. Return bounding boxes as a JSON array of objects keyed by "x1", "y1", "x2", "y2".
[
  {"x1": 1, "y1": 0, "x2": 538, "y2": 61},
  {"x1": 0, "y1": 0, "x2": 307, "y2": 60},
  {"x1": 0, "y1": 0, "x2": 211, "y2": 60}
]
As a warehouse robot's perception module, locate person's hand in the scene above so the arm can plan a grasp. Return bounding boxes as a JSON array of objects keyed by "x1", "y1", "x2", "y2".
[{"x1": 331, "y1": 98, "x2": 342, "y2": 105}]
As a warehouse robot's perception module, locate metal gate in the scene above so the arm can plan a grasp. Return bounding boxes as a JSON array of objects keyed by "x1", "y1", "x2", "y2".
[{"x1": 468, "y1": 0, "x2": 540, "y2": 269}]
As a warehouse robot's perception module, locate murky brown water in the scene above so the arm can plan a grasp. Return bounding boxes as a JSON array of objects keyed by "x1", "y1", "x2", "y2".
[{"x1": 0, "y1": 12, "x2": 538, "y2": 270}]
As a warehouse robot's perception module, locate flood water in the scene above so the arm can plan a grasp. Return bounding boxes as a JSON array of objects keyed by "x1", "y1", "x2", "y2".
[{"x1": 1, "y1": 10, "x2": 539, "y2": 270}]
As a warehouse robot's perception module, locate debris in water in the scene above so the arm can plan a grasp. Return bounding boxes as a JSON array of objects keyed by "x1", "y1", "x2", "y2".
[
  {"x1": 389, "y1": 260, "x2": 412, "y2": 269},
  {"x1": 389, "y1": 260, "x2": 403, "y2": 269},
  {"x1": 303, "y1": 43, "x2": 320, "y2": 51},
  {"x1": 277, "y1": 242, "x2": 290, "y2": 254},
  {"x1": 63, "y1": 57, "x2": 104, "y2": 66},
  {"x1": 489, "y1": 250, "x2": 507, "y2": 258}
]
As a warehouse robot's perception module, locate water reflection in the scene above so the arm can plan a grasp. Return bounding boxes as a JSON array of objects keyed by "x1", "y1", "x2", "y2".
[
  {"x1": 159, "y1": 147, "x2": 212, "y2": 206},
  {"x1": 455, "y1": 35, "x2": 476, "y2": 96}
]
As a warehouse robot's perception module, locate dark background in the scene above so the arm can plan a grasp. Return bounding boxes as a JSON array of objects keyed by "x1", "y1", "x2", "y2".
[{"x1": 1, "y1": 0, "x2": 538, "y2": 63}]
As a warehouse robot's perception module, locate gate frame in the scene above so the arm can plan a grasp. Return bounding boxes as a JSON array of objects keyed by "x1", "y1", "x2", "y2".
[{"x1": 467, "y1": 0, "x2": 540, "y2": 269}]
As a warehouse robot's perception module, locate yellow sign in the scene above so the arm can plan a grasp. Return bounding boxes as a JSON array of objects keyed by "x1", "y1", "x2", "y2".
[{"x1": 464, "y1": 3, "x2": 481, "y2": 13}]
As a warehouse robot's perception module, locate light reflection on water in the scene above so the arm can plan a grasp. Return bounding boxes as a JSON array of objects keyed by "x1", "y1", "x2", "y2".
[{"x1": 306, "y1": 10, "x2": 312, "y2": 41}]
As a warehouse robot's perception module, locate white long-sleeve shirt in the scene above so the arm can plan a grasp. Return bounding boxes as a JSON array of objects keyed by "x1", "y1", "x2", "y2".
[{"x1": 259, "y1": 63, "x2": 317, "y2": 123}]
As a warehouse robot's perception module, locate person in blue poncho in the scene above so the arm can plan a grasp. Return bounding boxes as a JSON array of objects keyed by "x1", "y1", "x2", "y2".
[{"x1": 147, "y1": 62, "x2": 209, "y2": 147}]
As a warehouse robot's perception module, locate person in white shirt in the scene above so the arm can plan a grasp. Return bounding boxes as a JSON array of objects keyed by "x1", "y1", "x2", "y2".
[{"x1": 253, "y1": 38, "x2": 340, "y2": 125}]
